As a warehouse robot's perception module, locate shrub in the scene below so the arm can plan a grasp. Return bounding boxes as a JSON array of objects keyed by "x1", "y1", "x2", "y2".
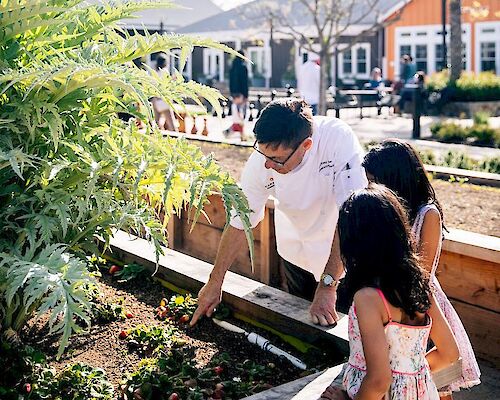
[
  {"x1": 480, "y1": 157, "x2": 500, "y2": 174},
  {"x1": 426, "y1": 71, "x2": 500, "y2": 101},
  {"x1": 418, "y1": 150, "x2": 438, "y2": 166},
  {"x1": 467, "y1": 125, "x2": 500, "y2": 147},
  {"x1": 442, "y1": 151, "x2": 477, "y2": 171},
  {"x1": 433, "y1": 123, "x2": 470, "y2": 143},
  {"x1": 0, "y1": 0, "x2": 253, "y2": 357},
  {"x1": 455, "y1": 71, "x2": 500, "y2": 102},
  {"x1": 426, "y1": 69, "x2": 450, "y2": 92},
  {"x1": 430, "y1": 118, "x2": 500, "y2": 148},
  {"x1": 473, "y1": 111, "x2": 490, "y2": 126}
]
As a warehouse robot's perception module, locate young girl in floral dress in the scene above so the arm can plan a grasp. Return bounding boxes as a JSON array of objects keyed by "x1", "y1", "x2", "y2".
[
  {"x1": 321, "y1": 184, "x2": 459, "y2": 400},
  {"x1": 362, "y1": 140, "x2": 481, "y2": 398}
]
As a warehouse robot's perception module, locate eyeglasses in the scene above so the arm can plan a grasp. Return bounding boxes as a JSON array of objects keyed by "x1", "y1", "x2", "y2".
[{"x1": 252, "y1": 139, "x2": 303, "y2": 168}]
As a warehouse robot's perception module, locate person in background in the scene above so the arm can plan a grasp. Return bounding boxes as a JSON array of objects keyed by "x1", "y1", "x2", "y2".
[
  {"x1": 151, "y1": 54, "x2": 176, "y2": 131},
  {"x1": 367, "y1": 67, "x2": 385, "y2": 89},
  {"x1": 321, "y1": 184, "x2": 459, "y2": 400},
  {"x1": 223, "y1": 93, "x2": 246, "y2": 141},
  {"x1": 362, "y1": 140, "x2": 481, "y2": 399},
  {"x1": 401, "y1": 54, "x2": 417, "y2": 84},
  {"x1": 297, "y1": 53, "x2": 321, "y2": 115},
  {"x1": 398, "y1": 70, "x2": 426, "y2": 113},
  {"x1": 229, "y1": 50, "x2": 249, "y2": 102}
]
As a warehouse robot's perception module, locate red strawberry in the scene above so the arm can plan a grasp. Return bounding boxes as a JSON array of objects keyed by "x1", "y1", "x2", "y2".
[
  {"x1": 24, "y1": 383, "x2": 31, "y2": 393},
  {"x1": 213, "y1": 388, "x2": 224, "y2": 399},
  {"x1": 119, "y1": 330, "x2": 128, "y2": 339},
  {"x1": 125, "y1": 312, "x2": 133, "y2": 319},
  {"x1": 109, "y1": 265, "x2": 121, "y2": 275},
  {"x1": 168, "y1": 393, "x2": 179, "y2": 400},
  {"x1": 213, "y1": 366, "x2": 223, "y2": 375},
  {"x1": 179, "y1": 314, "x2": 190, "y2": 323}
]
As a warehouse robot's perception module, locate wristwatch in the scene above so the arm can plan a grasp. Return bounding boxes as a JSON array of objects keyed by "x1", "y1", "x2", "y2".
[{"x1": 320, "y1": 273, "x2": 339, "y2": 288}]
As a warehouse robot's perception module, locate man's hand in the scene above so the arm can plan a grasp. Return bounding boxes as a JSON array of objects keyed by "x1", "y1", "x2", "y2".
[
  {"x1": 190, "y1": 278, "x2": 223, "y2": 327},
  {"x1": 319, "y1": 386, "x2": 349, "y2": 400},
  {"x1": 310, "y1": 285, "x2": 339, "y2": 326}
]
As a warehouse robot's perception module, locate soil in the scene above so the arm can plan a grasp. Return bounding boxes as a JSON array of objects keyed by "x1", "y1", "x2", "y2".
[
  {"x1": 197, "y1": 142, "x2": 500, "y2": 237},
  {"x1": 24, "y1": 273, "x2": 339, "y2": 396}
]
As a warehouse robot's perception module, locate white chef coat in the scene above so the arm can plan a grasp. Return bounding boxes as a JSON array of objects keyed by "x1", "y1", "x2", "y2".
[{"x1": 231, "y1": 117, "x2": 367, "y2": 280}]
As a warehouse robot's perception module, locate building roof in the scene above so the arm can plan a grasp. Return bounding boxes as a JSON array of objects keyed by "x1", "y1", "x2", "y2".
[
  {"x1": 93, "y1": 0, "x2": 223, "y2": 31},
  {"x1": 176, "y1": 0, "x2": 408, "y2": 35}
]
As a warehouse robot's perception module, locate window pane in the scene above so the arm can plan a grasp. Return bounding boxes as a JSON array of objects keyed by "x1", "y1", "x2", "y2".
[
  {"x1": 482, "y1": 60, "x2": 496, "y2": 71},
  {"x1": 435, "y1": 44, "x2": 444, "y2": 71},
  {"x1": 400, "y1": 45, "x2": 411, "y2": 58},
  {"x1": 357, "y1": 48, "x2": 367, "y2": 74},
  {"x1": 480, "y1": 42, "x2": 496, "y2": 72},
  {"x1": 343, "y1": 49, "x2": 352, "y2": 74},
  {"x1": 415, "y1": 45, "x2": 428, "y2": 73}
]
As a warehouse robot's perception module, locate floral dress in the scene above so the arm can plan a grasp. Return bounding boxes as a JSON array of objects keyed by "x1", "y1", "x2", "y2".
[
  {"x1": 343, "y1": 289, "x2": 439, "y2": 400},
  {"x1": 412, "y1": 203, "x2": 481, "y2": 393}
]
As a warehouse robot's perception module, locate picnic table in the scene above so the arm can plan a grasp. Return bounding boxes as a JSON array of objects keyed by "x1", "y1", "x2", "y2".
[{"x1": 333, "y1": 88, "x2": 394, "y2": 119}]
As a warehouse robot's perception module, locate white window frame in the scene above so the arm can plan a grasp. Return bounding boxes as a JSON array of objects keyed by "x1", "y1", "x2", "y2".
[
  {"x1": 338, "y1": 43, "x2": 371, "y2": 79},
  {"x1": 168, "y1": 49, "x2": 192, "y2": 80},
  {"x1": 475, "y1": 21, "x2": 500, "y2": 74},
  {"x1": 203, "y1": 48, "x2": 224, "y2": 81},
  {"x1": 394, "y1": 24, "x2": 471, "y2": 78},
  {"x1": 247, "y1": 45, "x2": 271, "y2": 79}
]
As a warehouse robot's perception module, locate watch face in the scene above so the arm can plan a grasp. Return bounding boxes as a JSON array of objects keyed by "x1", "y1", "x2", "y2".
[{"x1": 323, "y1": 275, "x2": 334, "y2": 286}]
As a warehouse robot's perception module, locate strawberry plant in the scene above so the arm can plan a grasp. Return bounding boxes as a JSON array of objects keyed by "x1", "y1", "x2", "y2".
[
  {"x1": 115, "y1": 263, "x2": 147, "y2": 282},
  {"x1": 124, "y1": 324, "x2": 183, "y2": 355},
  {"x1": 0, "y1": 344, "x2": 113, "y2": 400},
  {"x1": 0, "y1": 0, "x2": 253, "y2": 357},
  {"x1": 56, "y1": 363, "x2": 114, "y2": 400},
  {"x1": 122, "y1": 348, "x2": 277, "y2": 400},
  {"x1": 122, "y1": 348, "x2": 207, "y2": 400},
  {"x1": 156, "y1": 294, "x2": 197, "y2": 323}
]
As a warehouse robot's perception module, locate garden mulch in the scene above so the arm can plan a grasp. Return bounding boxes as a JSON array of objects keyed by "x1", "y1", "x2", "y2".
[
  {"x1": 197, "y1": 142, "x2": 500, "y2": 238},
  {"x1": 24, "y1": 273, "x2": 338, "y2": 393}
]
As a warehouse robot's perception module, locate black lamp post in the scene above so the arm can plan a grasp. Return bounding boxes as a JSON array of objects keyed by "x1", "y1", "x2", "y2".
[{"x1": 442, "y1": 0, "x2": 447, "y2": 70}]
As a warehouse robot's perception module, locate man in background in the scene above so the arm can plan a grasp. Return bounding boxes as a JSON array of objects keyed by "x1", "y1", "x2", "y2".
[{"x1": 297, "y1": 53, "x2": 321, "y2": 115}]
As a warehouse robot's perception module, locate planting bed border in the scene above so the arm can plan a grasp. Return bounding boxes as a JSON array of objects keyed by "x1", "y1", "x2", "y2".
[{"x1": 108, "y1": 230, "x2": 349, "y2": 356}]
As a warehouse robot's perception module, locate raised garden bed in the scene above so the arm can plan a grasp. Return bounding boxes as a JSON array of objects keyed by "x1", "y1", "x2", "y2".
[{"x1": 2, "y1": 234, "x2": 346, "y2": 400}]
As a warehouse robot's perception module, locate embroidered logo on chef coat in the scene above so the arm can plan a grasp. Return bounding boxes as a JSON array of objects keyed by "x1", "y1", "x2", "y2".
[
  {"x1": 319, "y1": 160, "x2": 334, "y2": 176},
  {"x1": 265, "y1": 177, "x2": 275, "y2": 190}
]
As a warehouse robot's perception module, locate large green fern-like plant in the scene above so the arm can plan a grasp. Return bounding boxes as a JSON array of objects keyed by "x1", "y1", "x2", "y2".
[{"x1": 0, "y1": 0, "x2": 253, "y2": 357}]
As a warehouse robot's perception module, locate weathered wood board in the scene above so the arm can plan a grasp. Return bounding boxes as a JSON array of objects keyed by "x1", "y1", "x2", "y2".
[{"x1": 109, "y1": 230, "x2": 349, "y2": 355}]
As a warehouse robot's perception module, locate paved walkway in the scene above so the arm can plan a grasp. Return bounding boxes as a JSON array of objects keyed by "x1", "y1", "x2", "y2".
[{"x1": 184, "y1": 110, "x2": 499, "y2": 160}]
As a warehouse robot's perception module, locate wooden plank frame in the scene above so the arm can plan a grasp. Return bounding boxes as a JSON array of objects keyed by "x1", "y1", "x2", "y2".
[{"x1": 109, "y1": 230, "x2": 350, "y2": 356}]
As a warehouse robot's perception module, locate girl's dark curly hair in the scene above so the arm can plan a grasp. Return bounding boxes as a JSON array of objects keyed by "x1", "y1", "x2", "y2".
[
  {"x1": 338, "y1": 184, "x2": 431, "y2": 318},
  {"x1": 362, "y1": 139, "x2": 444, "y2": 227}
]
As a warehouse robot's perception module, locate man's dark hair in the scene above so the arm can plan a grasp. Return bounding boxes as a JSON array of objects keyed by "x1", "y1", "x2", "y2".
[{"x1": 253, "y1": 99, "x2": 313, "y2": 149}]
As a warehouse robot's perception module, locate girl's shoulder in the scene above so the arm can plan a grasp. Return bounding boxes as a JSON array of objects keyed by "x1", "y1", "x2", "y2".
[
  {"x1": 353, "y1": 286, "x2": 380, "y2": 302},
  {"x1": 417, "y1": 202, "x2": 440, "y2": 218},
  {"x1": 420, "y1": 204, "x2": 442, "y2": 233},
  {"x1": 354, "y1": 287, "x2": 392, "y2": 325}
]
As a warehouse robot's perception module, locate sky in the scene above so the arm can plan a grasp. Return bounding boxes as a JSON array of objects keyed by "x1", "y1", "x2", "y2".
[{"x1": 212, "y1": 0, "x2": 254, "y2": 10}]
